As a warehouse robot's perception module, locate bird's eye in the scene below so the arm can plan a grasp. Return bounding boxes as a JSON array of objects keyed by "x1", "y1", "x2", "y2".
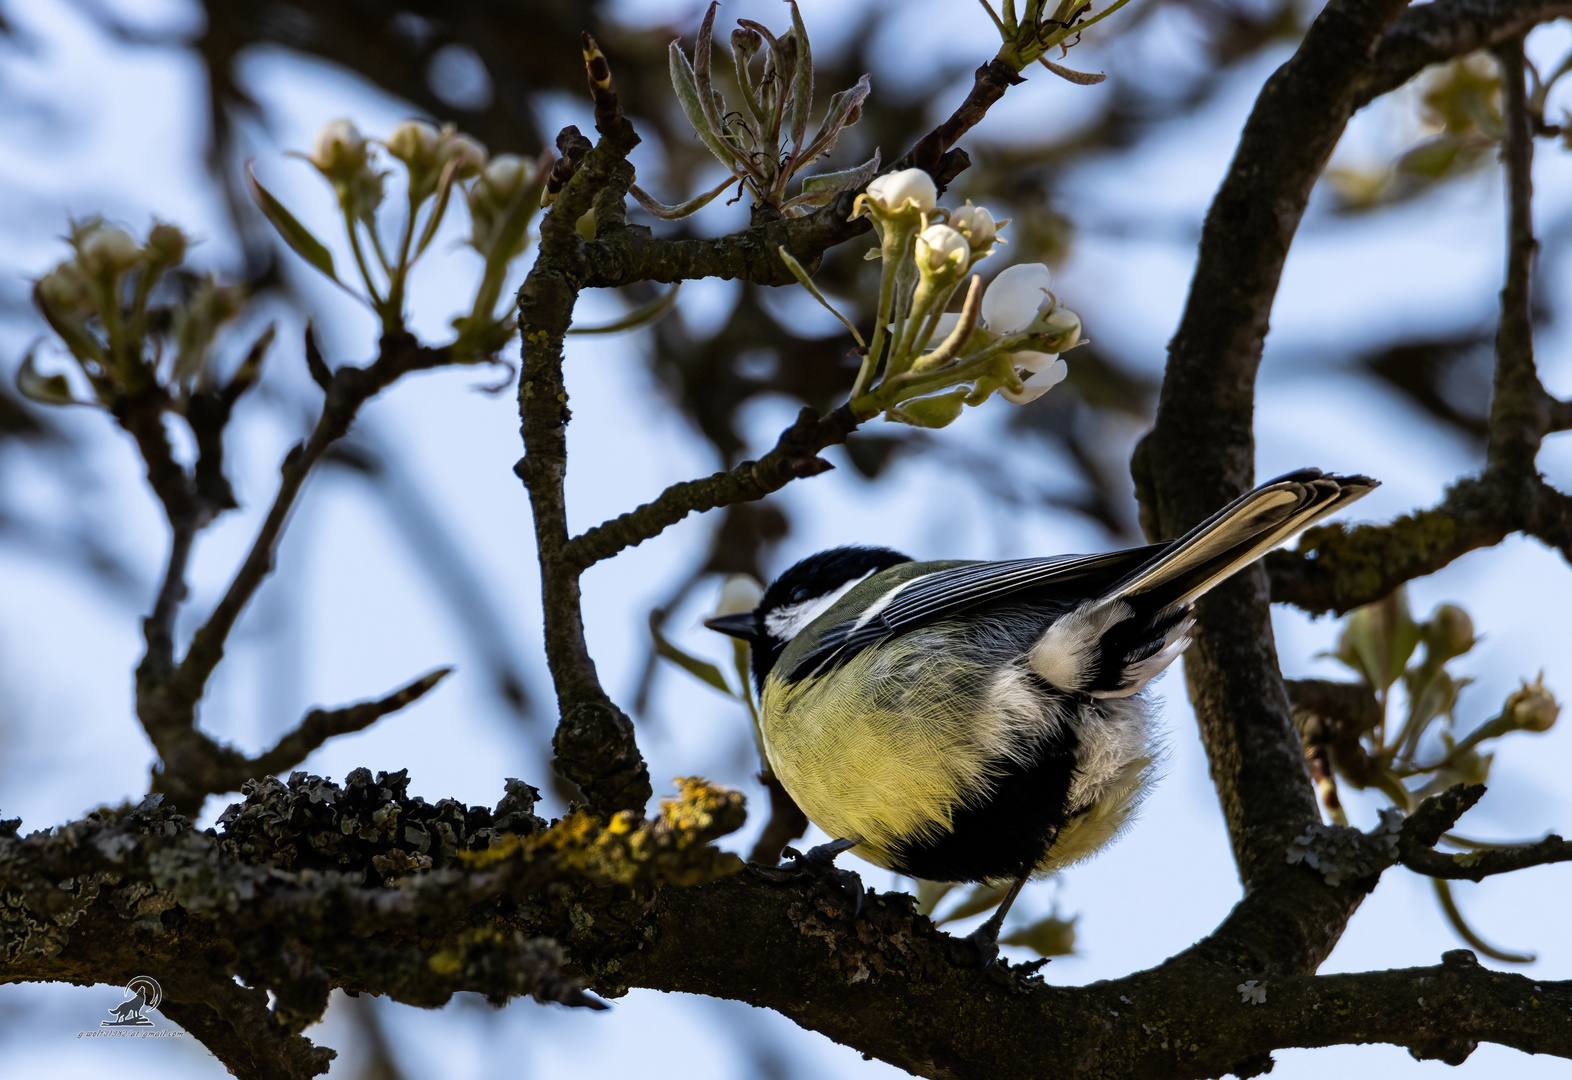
[{"x1": 789, "y1": 588, "x2": 809, "y2": 603}]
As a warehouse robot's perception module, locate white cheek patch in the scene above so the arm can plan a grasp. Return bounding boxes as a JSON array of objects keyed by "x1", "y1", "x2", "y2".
[
  {"x1": 1028, "y1": 599, "x2": 1133, "y2": 692},
  {"x1": 762, "y1": 571, "x2": 875, "y2": 641}
]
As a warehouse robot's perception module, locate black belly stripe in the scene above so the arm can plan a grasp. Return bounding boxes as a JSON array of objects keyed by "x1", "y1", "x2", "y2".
[{"x1": 887, "y1": 683, "x2": 1085, "y2": 884}]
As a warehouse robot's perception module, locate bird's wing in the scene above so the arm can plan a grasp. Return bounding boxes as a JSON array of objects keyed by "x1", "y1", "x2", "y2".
[{"x1": 784, "y1": 547, "x2": 1162, "y2": 680}]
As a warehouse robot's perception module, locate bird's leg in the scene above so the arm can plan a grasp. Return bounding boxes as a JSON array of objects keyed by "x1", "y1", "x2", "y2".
[
  {"x1": 963, "y1": 875, "x2": 1028, "y2": 967},
  {"x1": 780, "y1": 836, "x2": 864, "y2": 918}
]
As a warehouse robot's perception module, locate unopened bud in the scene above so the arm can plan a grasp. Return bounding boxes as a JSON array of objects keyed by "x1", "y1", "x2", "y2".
[
  {"x1": 438, "y1": 132, "x2": 487, "y2": 180},
  {"x1": 862, "y1": 168, "x2": 937, "y2": 216},
  {"x1": 915, "y1": 224, "x2": 968, "y2": 274},
  {"x1": 309, "y1": 119, "x2": 368, "y2": 182},
  {"x1": 950, "y1": 200, "x2": 999, "y2": 251},
  {"x1": 1425, "y1": 604, "x2": 1475, "y2": 661},
  {"x1": 37, "y1": 261, "x2": 91, "y2": 315},
  {"x1": 477, "y1": 155, "x2": 529, "y2": 205},
  {"x1": 715, "y1": 574, "x2": 764, "y2": 618},
  {"x1": 78, "y1": 226, "x2": 142, "y2": 278},
  {"x1": 385, "y1": 120, "x2": 443, "y2": 168},
  {"x1": 145, "y1": 222, "x2": 188, "y2": 266},
  {"x1": 1506, "y1": 673, "x2": 1559, "y2": 733},
  {"x1": 1034, "y1": 307, "x2": 1082, "y2": 349}
]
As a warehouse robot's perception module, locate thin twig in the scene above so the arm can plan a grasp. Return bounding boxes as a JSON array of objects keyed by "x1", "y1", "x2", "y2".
[{"x1": 244, "y1": 669, "x2": 451, "y2": 782}]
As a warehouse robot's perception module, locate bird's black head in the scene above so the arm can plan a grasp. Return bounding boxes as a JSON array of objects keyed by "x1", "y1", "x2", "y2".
[{"x1": 706, "y1": 545, "x2": 913, "y2": 689}]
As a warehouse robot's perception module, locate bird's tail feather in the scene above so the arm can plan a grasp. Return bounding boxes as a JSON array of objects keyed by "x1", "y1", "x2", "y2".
[{"x1": 1107, "y1": 469, "x2": 1377, "y2": 611}]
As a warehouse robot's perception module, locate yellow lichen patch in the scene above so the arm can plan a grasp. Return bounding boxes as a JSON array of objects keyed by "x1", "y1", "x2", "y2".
[{"x1": 461, "y1": 778, "x2": 746, "y2": 889}]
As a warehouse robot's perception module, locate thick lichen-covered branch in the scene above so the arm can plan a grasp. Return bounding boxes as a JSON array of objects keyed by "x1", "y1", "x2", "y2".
[
  {"x1": 1267, "y1": 472, "x2": 1572, "y2": 615},
  {"x1": 0, "y1": 772, "x2": 744, "y2": 1078},
  {"x1": 5, "y1": 773, "x2": 1569, "y2": 1079},
  {"x1": 1133, "y1": 0, "x2": 1411, "y2": 888}
]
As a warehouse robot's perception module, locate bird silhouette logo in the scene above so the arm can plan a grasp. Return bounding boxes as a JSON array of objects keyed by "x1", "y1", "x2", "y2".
[{"x1": 102, "y1": 976, "x2": 161, "y2": 1027}]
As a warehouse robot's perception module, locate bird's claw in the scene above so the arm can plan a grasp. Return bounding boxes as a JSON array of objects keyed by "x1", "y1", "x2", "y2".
[
  {"x1": 781, "y1": 838, "x2": 864, "y2": 919},
  {"x1": 961, "y1": 925, "x2": 1002, "y2": 969}
]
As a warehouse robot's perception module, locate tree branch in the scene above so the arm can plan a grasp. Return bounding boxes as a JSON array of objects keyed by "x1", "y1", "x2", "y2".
[
  {"x1": 1133, "y1": 0, "x2": 1411, "y2": 889},
  {"x1": 8, "y1": 773, "x2": 1570, "y2": 1078},
  {"x1": 517, "y1": 118, "x2": 651, "y2": 815},
  {"x1": 1397, "y1": 783, "x2": 1572, "y2": 881},
  {"x1": 1360, "y1": 0, "x2": 1572, "y2": 108},
  {"x1": 564, "y1": 405, "x2": 854, "y2": 570},
  {"x1": 239, "y1": 669, "x2": 451, "y2": 784},
  {"x1": 136, "y1": 330, "x2": 453, "y2": 814},
  {"x1": 1268, "y1": 31, "x2": 1572, "y2": 615}
]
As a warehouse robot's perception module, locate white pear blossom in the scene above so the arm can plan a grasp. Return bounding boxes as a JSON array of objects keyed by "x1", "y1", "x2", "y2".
[
  {"x1": 929, "y1": 262, "x2": 1074, "y2": 405},
  {"x1": 915, "y1": 224, "x2": 969, "y2": 273},
  {"x1": 863, "y1": 168, "x2": 937, "y2": 215},
  {"x1": 981, "y1": 262, "x2": 1055, "y2": 333}
]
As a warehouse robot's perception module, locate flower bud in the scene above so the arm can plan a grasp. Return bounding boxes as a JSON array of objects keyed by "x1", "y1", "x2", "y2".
[
  {"x1": 309, "y1": 119, "x2": 369, "y2": 183},
  {"x1": 715, "y1": 574, "x2": 764, "y2": 618},
  {"x1": 863, "y1": 168, "x2": 937, "y2": 215},
  {"x1": 1506, "y1": 673, "x2": 1559, "y2": 733},
  {"x1": 145, "y1": 222, "x2": 188, "y2": 266},
  {"x1": 477, "y1": 155, "x2": 529, "y2": 206},
  {"x1": 37, "y1": 261, "x2": 92, "y2": 316},
  {"x1": 1033, "y1": 307, "x2": 1082, "y2": 349},
  {"x1": 77, "y1": 226, "x2": 142, "y2": 278},
  {"x1": 1425, "y1": 604, "x2": 1475, "y2": 661},
  {"x1": 438, "y1": 132, "x2": 487, "y2": 180},
  {"x1": 385, "y1": 120, "x2": 443, "y2": 169},
  {"x1": 915, "y1": 224, "x2": 969, "y2": 274},
  {"x1": 950, "y1": 200, "x2": 999, "y2": 251}
]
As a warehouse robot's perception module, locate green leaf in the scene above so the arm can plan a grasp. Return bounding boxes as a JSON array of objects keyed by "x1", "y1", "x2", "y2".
[
  {"x1": 887, "y1": 388, "x2": 969, "y2": 428},
  {"x1": 668, "y1": 41, "x2": 750, "y2": 177},
  {"x1": 15, "y1": 350, "x2": 82, "y2": 406},
  {"x1": 784, "y1": 1, "x2": 813, "y2": 154},
  {"x1": 628, "y1": 175, "x2": 736, "y2": 220},
  {"x1": 651, "y1": 612, "x2": 735, "y2": 697},
  {"x1": 1000, "y1": 911, "x2": 1078, "y2": 957},
  {"x1": 1335, "y1": 586, "x2": 1420, "y2": 693},
  {"x1": 801, "y1": 75, "x2": 871, "y2": 164},
  {"x1": 914, "y1": 879, "x2": 955, "y2": 917},
  {"x1": 777, "y1": 246, "x2": 865, "y2": 346},
  {"x1": 567, "y1": 284, "x2": 680, "y2": 336},
  {"x1": 245, "y1": 163, "x2": 339, "y2": 283},
  {"x1": 786, "y1": 152, "x2": 881, "y2": 212},
  {"x1": 934, "y1": 881, "x2": 1014, "y2": 925}
]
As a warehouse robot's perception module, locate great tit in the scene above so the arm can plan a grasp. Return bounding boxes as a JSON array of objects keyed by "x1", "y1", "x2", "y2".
[{"x1": 706, "y1": 468, "x2": 1376, "y2": 948}]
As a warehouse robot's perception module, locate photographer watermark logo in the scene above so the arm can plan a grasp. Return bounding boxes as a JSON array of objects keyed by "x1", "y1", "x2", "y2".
[
  {"x1": 77, "y1": 976, "x2": 186, "y2": 1039},
  {"x1": 103, "y1": 976, "x2": 161, "y2": 1027}
]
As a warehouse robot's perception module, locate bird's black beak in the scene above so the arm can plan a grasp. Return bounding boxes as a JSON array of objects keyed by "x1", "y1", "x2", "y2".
[{"x1": 704, "y1": 611, "x2": 758, "y2": 640}]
